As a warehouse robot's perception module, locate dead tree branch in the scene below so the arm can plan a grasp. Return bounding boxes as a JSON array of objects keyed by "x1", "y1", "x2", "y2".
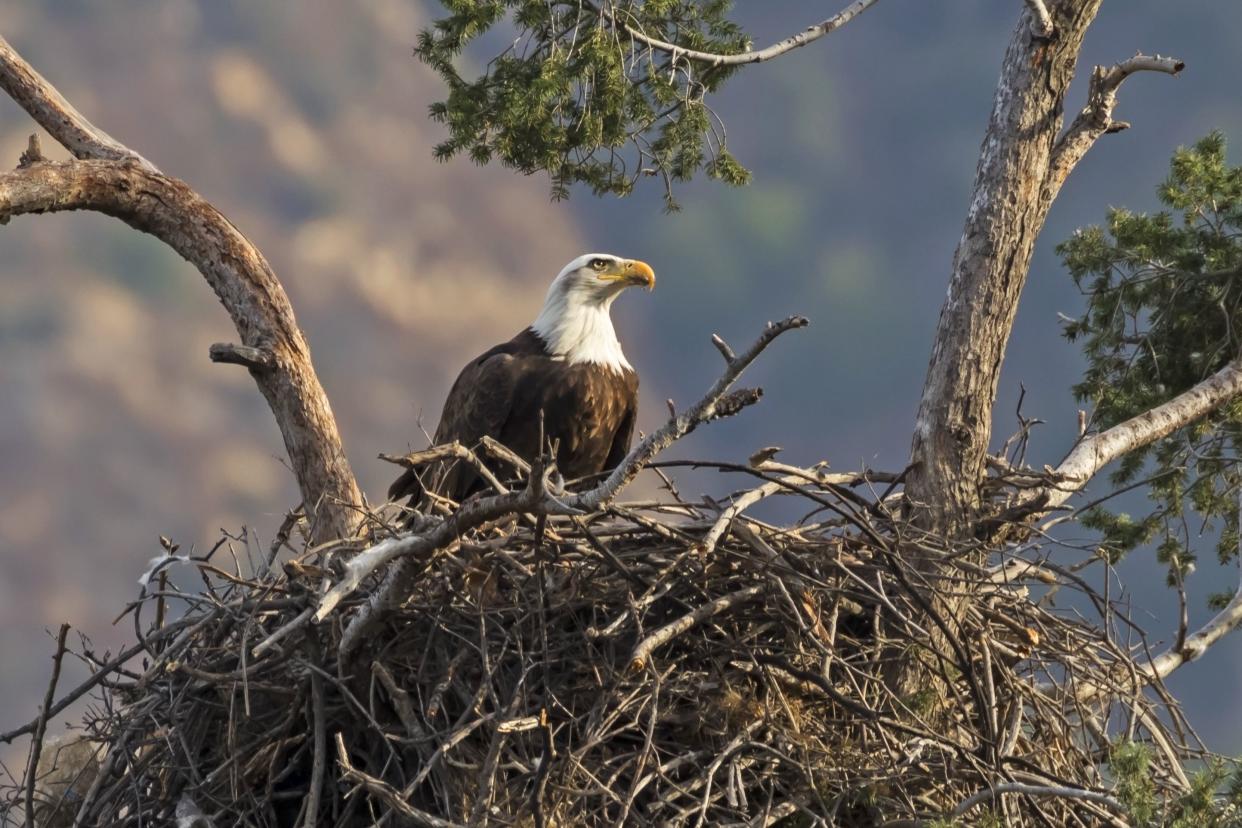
[
  {"x1": 0, "y1": 35, "x2": 361, "y2": 543},
  {"x1": 1035, "y1": 357, "x2": 1242, "y2": 512},
  {"x1": 0, "y1": 36, "x2": 156, "y2": 170},
  {"x1": 1048, "y1": 53, "x2": 1184, "y2": 194}
]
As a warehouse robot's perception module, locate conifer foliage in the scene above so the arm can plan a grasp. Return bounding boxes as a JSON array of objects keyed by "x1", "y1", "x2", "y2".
[{"x1": 416, "y1": 0, "x2": 752, "y2": 207}]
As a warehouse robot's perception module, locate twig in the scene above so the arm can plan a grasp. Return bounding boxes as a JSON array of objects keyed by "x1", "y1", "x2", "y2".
[
  {"x1": 335, "y1": 732, "x2": 467, "y2": 828},
  {"x1": 379, "y1": 441, "x2": 510, "y2": 496},
  {"x1": 25, "y1": 623, "x2": 71, "y2": 828},
  {"x1": 952, "y1": 781, "x2": 1128, "y2": 818},
  {"x1": 598, "y1": 0, "x2": 881, "y2": 67},
  {"x1": 630, "y1": 585, "x2": 764, "y2": 672},
  {"x1": 1048, "y1": 53, "x2": 1184, "y2": 195}
]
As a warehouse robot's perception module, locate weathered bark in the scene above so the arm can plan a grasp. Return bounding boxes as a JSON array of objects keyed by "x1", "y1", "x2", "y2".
[
  {"x1": 893, "y1": 3, "x2": 1186, "y2": 707},
  {"x1": 906, "y1": 1, "x2": 1104, "y2": 528},
  {"x1": 0, "y1": 34, "x2": 362, "y2": 543}
]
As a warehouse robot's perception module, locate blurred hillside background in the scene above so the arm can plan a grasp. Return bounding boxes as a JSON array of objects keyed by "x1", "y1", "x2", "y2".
[{"x1": 2, "y1": 0, "x2": 1242, "y2": 767}]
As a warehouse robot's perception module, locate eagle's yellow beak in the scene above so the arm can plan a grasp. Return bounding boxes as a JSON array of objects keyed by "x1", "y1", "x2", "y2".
[{"x1": 602, "y1": 259, "x2": 656, "y2": 290}]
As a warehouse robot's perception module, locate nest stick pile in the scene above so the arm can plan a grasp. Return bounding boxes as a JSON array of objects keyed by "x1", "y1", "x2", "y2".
[{"x1": 0, "y1": 457, "x2": 1212, "y2": 827}]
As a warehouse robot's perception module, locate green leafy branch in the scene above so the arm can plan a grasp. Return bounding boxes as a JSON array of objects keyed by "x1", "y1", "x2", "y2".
[
  {"x1": 1059, "y1": 132, "x2": 1242, "y2": 577},
  {"x1": 415, "y1": 0, "x2": 877, "y2": 208}
]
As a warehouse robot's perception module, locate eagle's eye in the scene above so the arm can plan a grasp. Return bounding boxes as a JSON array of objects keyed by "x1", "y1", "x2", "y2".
[{"x1": 589, "y1": 258, "x2": 609, "y2": 271}]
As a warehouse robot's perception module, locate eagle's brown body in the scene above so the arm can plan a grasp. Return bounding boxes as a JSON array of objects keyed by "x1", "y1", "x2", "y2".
[{"x1": 388, "y1": 328, "x2": 638, "y2": 507}]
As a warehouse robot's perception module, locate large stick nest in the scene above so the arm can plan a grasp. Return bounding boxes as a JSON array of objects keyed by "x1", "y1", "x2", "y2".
[{"x1": 0, "y1": 459, "x2": 1214, "y2": 827}]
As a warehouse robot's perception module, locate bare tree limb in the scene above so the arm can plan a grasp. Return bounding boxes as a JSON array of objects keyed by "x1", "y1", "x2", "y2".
[
  {"x1": 599, "y1": 0, "x2": 880, "y2": 68},
  {"x1": 0, "y1": 35, "x2": 362, "y2": 545},
  {"x1": 1047, "y1": 53, "x2": 1184, "y2": 195},
  {"x1": 1037, "y1": 358, "x2": 1242, "y2": 512},
  {"x1": 952, "y1": 781, "x2": 1127, "y2": 819},
  {"x1": 0, "y1": 35, "x2": 157, "y2": 170}
]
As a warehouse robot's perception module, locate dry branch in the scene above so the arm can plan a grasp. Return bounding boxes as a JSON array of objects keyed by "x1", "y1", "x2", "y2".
[
  {"x1": 0, "y1": 36, "x2": 361, "y2": 542},
  {"x1": 1034, "y1": 356, "x2": 1242, "y2": 512},
  {"x1": 1048, "y1": 52, "x2": 1184, "y2": 195},
  {"x1": 0, "y1": 36, "x2": 156, "y2": 170}
]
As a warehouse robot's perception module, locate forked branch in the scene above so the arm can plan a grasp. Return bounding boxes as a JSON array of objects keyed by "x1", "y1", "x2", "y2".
[
  {"x1": 0, "y1": 35, "x2": 361, "y2": 543},
  {"x1": 1048, "y1": 53, "x2": 1184, "y2": 196}
]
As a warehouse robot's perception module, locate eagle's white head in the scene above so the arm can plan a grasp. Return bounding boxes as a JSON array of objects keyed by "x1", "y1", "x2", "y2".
[{"x1": 530, "y1": 253, "x2": 655, "y2": 373}]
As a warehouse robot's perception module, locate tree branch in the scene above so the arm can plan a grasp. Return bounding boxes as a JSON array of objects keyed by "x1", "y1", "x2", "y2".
[
  {"x1": 0, "y1": 36, "x2": 362, "y2": 542},
  {"x1": 1038, "y1": 358, "x2": 1242, "y2": 512},
  {"x1": 322, "y1": 317, "x2": 808, "y2": 656},
  {"x1": 601, "y1": 0, "x2": 881, "y2": 68},
  {"x1": 1047, "y1": 53, "x2": 1184, "y2": 196},
  {"x1": 952, "y1": 781, "x2": 1126, "y2": 819},
  {"x1": 0, "y1": 157, "x2": 361, "y2": 541},
  {"x1": 0, "y1": 35, "x2": 157, "y2": 171}
]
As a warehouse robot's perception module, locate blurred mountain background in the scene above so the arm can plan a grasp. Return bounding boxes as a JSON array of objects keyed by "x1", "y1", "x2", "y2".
[{"x1": 2, "y1": 0, "x2": 1242, "y2": 767}]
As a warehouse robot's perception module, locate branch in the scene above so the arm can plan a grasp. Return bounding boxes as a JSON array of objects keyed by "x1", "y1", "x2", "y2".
[
  {"x1": 952, "y1": 782, "x2": 1127, "y2": 819},
  {"x1": 0, "y1": 35, "x2": 157, "y2": 170},
  {"x1": 324, "y1": 317, "x2": 808, "y2": 655},
  {"x1": 0, "y1": 155, "x2": 361, "y2": 540},
  {"x1": 334, "y1": 732, "x2": 466, "y2": 828},
  {"x1": 602, "y1": 0, "x2": 880, "y2": 68},
  {"x1": 1047, "y1": 53, "x2": 1184, "y2": 195},
  {"x1": 1142, "y1": 574, "x2": 1242, "y2": 682},
  {"x1": 209, "y1": 342, "x2": 274, "y2": 370},
  {"x1": 379, "y1": 442, "x2": 510, "y2": 496},
  {"x1": 25, "y1": 623, "x2": 71, "y2": 828},
  {"x1": 1036, "y1": 358, "x2": 1242, "y2": 512},
  {"x1": 629, "y1": 585, "x2": 764, "y2": 672}
]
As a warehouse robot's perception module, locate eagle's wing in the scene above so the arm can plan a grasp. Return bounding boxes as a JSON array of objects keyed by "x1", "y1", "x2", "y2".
[
  {"x1": 602, "y1": 372, "x2": 639, "y2": 473},
  {"x1": 387, "y1": 347, "x2": 525, "y2": 506}
]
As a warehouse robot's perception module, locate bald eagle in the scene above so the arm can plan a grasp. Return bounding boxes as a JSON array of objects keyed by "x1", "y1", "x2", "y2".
[{"x1": 388, "y1": 253, "x2": 655, "y2": 510}]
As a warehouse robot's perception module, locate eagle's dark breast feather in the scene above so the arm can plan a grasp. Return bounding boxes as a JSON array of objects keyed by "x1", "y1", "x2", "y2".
[{"x1": 388, "y1": 328, "x2": 638, "y2": 507}]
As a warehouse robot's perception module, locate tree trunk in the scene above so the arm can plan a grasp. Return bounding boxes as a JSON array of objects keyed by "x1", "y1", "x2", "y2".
[{"x1": 905, "y1": 1, "x2": 1103, "y2": 529}]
